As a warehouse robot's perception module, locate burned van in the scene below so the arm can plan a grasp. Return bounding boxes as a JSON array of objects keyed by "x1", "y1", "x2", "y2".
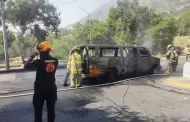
[{"x1": 77, "y1": 45, "x2": 160, "y2": 82}]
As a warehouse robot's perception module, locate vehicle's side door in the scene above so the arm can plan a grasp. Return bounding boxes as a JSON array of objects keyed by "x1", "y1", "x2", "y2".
[
  {"x1": 138, "y1": 47, "x2": 152, "y2": 73},
  {"x1": 88, "y1": 47, "x2": 99, "y2": 63},
  {"x1": 82, "y1": 46, "x2": 90, "y2": 74},
  {"x1": 122, "y1": 47, "x2": 131, "y2": 73},
  {"x1": 127, "y1": 47, "x2": 138, "y2": 73}
]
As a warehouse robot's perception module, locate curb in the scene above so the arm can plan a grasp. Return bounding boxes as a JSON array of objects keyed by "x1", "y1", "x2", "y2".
[
  {"x1": 167, "y1": 80, "x2": 190, "y2": 89},
  {"x1": 147, "y1": 80, "x2": 190, "y2": 95},
  {"x1": 0, "y1": 64, "x2": 67, "y2": 74}
]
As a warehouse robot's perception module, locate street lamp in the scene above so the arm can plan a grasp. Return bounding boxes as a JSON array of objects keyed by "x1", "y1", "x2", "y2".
[{"x1": 77, "y1": 6, "x2": 92, "y2": 44}]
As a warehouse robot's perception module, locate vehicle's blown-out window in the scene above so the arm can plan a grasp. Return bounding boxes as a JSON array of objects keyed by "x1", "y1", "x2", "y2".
[
  {"x1": 101, "y1": 48, "x2": 116, "y2": 57},
  {"x1": 88, "y1": 48, "x2": 96, "y2": 57},
  {"x1": 139, "y1": 47, "x2": 149, "y2": 56},
  {"x1": 123, "y1": 48, "x2": 129, "y2": 57},
  {"x1": 128, "y1": 47, "x2": 138, "y2": 57}
]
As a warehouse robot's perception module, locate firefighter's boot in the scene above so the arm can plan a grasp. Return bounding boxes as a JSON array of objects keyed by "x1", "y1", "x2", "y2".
[{"x1": 75, "y1": 83, "x2": 80, "y2": 88}]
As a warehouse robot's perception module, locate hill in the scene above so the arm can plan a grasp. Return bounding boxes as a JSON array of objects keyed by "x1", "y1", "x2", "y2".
[
  {"x1": 65, "y1": 0, "x2": 190, "y2": 28},
  {"x1": 139, "y1": 0, "x2": 190, "y2": 14}
]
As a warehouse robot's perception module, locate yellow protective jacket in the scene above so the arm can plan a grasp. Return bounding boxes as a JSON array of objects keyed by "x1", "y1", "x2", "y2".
[
  {"x1": 166, "y1": 49, "x2": 178, "y2": 63},
  {"x1": 184, "y1": 48, "x2": 190, "y2": 55},
  {"x1": 68, "y1": 52, "x2": 82, "y2": 74},
  {"x1": 67, "y1": 55, "x2": 71, "y2": 71}
]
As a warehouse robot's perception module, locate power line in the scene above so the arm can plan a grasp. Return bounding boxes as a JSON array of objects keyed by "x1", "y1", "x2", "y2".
[{"x1": 50, "y1": 0, "x2": 78, "y2": 5}]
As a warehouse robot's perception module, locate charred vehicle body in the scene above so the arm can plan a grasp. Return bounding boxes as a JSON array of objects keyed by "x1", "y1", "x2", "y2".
[{"x1": 77, "y1": 45, "x2": 161, "y2": 82}]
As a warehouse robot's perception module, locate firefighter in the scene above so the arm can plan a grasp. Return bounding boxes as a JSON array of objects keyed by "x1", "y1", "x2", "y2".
[
  {"x1": 166, "y1": 44, "x2": 179, "y2": 74},
  {"x1": 68, "y1": 47, "x2": 82, "y2": 88},
  {"x1": 24, "y1": 41, "x2": 58, "y2": 122},
  {"x1": 63, "y1": 51, "x2": 73, "y2": 86},
  {"x1": 184, "y1": 45, "x2": 190, "y2": 61}
]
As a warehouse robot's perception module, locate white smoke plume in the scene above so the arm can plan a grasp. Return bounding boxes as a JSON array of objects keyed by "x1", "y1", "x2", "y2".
[{"x1": 138, "y1": 36, "x2": 154, "y2": 54}]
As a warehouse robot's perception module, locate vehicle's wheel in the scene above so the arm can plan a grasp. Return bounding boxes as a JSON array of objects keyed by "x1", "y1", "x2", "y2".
[
  {"x1": 148, "y1": 67, "x2": 154, "y2": 75},
  {"x1": 148, "y1": 64, "x2": 159, "y2": 74},
  {"x1": 107, "y1": 69, "x2": 118, "y2": 82}
]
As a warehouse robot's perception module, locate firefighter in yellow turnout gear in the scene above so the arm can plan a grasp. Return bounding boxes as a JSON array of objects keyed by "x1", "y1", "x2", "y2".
[
  {"x1": 166, "y1": 44, "x2": 179, "y2": 74},
  {"x1": 67, "y1": 47, "x2": 82, "y2": 88},
  {"x1": 184, "y1": 45, "x2": 190, "y2": 61}
]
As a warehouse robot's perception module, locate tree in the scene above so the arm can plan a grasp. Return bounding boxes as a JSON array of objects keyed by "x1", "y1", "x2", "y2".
[
  {"x1": 9, "y1": 34, "x2": 37, "y2": 58},
  {"x1": 6, "y1": 0, "x2": 60, "y2": 62},
  {"x1": 177, "y1": 12, "x2": 190, "y2": 36},
  {"x1": 0, "y1": 31, "x2": 16, "y2": 58},
  {"x1": 107, "y1": 0, "x2": 162, "y2": 45},
  {"x1": 146, "y1": 17, "x2": 178, "y2": 53},
  {"x1": 47, "y1": 34, "x2": 76, "y2": 59},
  {"x1": 0, "y1": 31, "x2": 16, "y2": 48},
  {"x1": 72, "y1": 22, "x2": 88, "y2": 45},
  {"x1": 88, "y1": 21, "x2": 114, "y2": 44}
]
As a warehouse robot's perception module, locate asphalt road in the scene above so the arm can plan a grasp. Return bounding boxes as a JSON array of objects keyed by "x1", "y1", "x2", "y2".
[{"x1": 0, "y1": 58, "x2": 189, "y2": 122}]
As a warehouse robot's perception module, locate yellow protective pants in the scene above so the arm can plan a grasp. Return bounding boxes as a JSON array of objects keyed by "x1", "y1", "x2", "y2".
[{"x1": 70, "y1": 73, "x2": 81, "y2": 88}]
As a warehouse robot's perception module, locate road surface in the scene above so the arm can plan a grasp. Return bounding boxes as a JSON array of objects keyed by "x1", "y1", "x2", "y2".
[{"x1": 0, "y1": 58, "x2": 189, "y2": 122}]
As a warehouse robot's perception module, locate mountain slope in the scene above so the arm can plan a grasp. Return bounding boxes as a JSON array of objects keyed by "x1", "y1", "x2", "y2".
[
  {"x1": 78, "y1": 0, "x2": 117, "y2": 24},
  {"x1": 65, "y1": 0, "x2": 190, "y2": 28},
  {"x1": 139, "y1": 0, "x2": 190, "y2": 14}
]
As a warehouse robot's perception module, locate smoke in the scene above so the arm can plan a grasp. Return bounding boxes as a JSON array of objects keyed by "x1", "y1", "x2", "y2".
[{"x1": 138, "y1": 36, "x2": 154, "y2": 54}]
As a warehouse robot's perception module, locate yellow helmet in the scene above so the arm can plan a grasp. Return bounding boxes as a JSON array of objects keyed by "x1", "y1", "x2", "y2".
[
  {"x1": 167, "y1": 44, "x2": 173, "y2": 49},
  {"x1": 37, "y1": 41, "x2": 52, "y2": 52},
  {"x1": 72, "y1": 46, "x2": 81, "y2": 52}
]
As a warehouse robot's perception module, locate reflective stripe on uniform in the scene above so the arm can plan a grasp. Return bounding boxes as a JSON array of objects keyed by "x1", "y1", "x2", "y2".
[
  {"x1": 166, "y1": 50, "x2": 178, "y2": 63},
  {"x1": 184, "y1": 48, "x2": 190, "y2": 54},
  {"x1": 70, "y1": 53, "x2": 82, "y2": 74}
]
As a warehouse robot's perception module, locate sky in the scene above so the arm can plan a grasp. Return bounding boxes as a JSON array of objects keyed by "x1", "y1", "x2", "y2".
[{"x1": 49, "y1": 0, "x2": 111, "y2": 27}]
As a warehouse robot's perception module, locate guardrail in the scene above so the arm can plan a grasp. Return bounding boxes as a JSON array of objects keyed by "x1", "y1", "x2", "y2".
[{"x1": 0, "y1": 64, "x2": 67, "y2": 74}]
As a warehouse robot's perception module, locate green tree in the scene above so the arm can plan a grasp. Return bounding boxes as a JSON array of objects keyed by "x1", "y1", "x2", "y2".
[
  {"x1": 9, "y1": 35, "x2": 37, "y2": 58},
  {"x1": 47, "y1": 34, "x2": 76, "y2": 59},
  {"x1": 72, "y1": 22, "x2": 88, "y2": 45},
  {"x1": 0, "y1": 31, "x2": 16, "y2": 48},
  {"x1": 146, "y1": 18, "x2": 177, "y2": 53},
  {"x1": 0, "y1": 31, "x2": 16, "y2": 58},
  {"x1": 88, "y1": 21, "x2": 114, "y2": 44},
  {"x1": 6, "y1": 0, "x2": 60, "y2": 62},
  {"x1": 177, "y1": 12, "x2": 190, "y2": 36},
  {"x1": 107, "y1": 0, "x2": 162, "y2": 45}
]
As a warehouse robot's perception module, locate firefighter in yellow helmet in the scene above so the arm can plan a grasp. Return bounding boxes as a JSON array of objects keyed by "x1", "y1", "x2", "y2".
[
  {"x1": 63, "y1": 50, "x2": 73, "y2": 86},
  {"x1": 165, "y1": 44, "x2": 179, "y2": 74},
  {"x1": 184, "y1": 45, "x2": 190, "y2": 61},
  {"x1": 67, "y1": 47, "x2": 82, "y2": 88},
  {"x1": 24, "y1": 41, "x2": 58, "y2": 122}
]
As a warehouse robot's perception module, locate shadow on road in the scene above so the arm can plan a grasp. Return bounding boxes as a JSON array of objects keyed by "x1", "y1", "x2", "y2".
[
  {"x1": 0, "y1": 75, "x2": 188, "y2": 122},
  {"x1": 0, "y1": 90, "x2": 143, "y2": 122}
]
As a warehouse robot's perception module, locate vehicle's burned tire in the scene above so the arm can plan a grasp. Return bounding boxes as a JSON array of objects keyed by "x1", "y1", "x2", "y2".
[
  {"x1": 148, "y1": 67, "x2": 154, "y2": 75},
  {"x1": 107, "y1": 69, "x2": 118, "y2": 82},
  {"x1": 148, "y1": 64, "x2": 159, "y2": 74}
]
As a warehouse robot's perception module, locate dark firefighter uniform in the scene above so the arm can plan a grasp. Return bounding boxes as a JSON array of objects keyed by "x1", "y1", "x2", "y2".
[
  {"x1": 166, "y1": 44, "x2": 178, "y2": 74},
  {"x1": 67, "y1": 47, "x2": 82, "y2": 88},
  {"x1": 184, "y1": 45, "x2": 190, "y2": 61},
  {"x1": 24, "y1": 41, "x2": 58, "y2": 122}
]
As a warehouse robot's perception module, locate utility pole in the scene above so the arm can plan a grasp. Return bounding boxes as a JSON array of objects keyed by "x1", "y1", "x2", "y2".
[
  {"x1": 0, "y1": 0, "x2": 9, "y2": 69},
  {"x1": 78, "y1": 6, "x2": 92, "y2": 44},
  {"x1": 98, "y1": 11, "x2": 100, "y2": 21},
  {"x1": 88, "y1": 14, "x2": 92, "y2": 44}
]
